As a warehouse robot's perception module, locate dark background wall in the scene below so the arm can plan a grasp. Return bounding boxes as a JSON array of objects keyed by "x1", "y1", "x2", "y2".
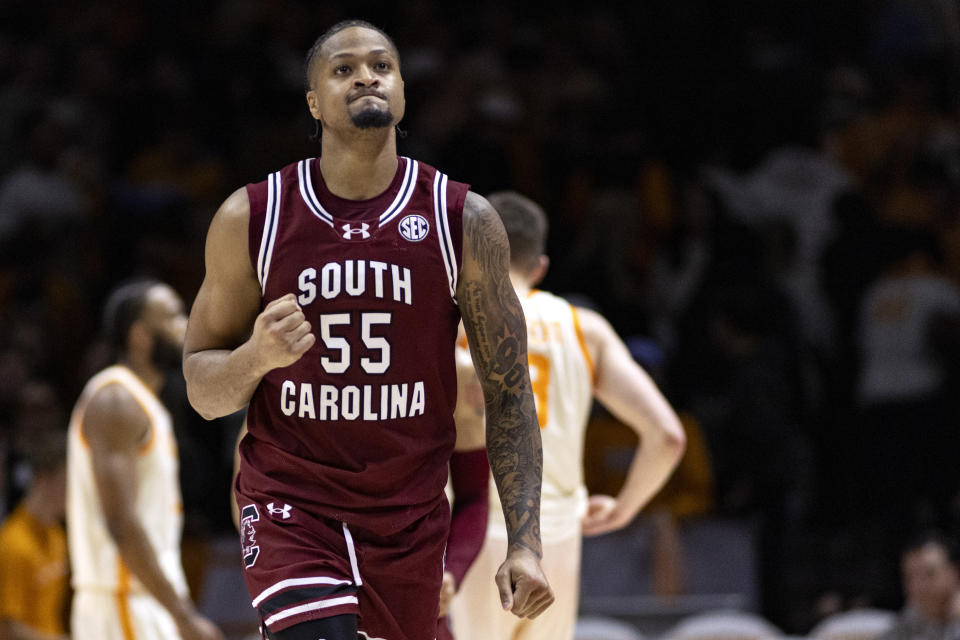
[{"x1": 1, "y1": 1, "x2": 959, "y2": 634}]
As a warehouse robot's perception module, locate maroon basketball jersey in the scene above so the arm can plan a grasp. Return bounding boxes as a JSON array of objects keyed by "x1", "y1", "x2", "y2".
[{"x1": 238, "y1": 156, "x2": 469, "y2": 534}]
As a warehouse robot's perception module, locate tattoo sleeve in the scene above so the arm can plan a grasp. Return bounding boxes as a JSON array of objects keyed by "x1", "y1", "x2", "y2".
[{"x1": 458, "y1": 192, "x2": 543, "y2": 558}]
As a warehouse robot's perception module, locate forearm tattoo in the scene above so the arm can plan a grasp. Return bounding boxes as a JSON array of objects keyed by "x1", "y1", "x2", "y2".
[{"x1": 460, "y1": 195, "x2": 543, "y2": 557}]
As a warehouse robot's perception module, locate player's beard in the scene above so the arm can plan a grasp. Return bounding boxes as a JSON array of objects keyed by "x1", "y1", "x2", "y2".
[
  {"x1": 150, "y1": 334, "x2": 184, "y2": 372},
  {"x1": 350, "y1": 105, "x2": 394, "y2": 129}
]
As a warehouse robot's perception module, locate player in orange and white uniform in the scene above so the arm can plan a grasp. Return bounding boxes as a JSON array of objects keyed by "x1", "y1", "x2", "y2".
[
  {"x1": 448, "y1": 192, "x2": 686, "y2": 640},
  {"x1": 67, "y1": 280, "x2": 222, "y2": 640}
]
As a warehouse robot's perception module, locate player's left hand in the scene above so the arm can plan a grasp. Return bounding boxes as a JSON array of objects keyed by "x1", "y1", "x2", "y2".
[
  {"x1": 581, "y1": 494, "x2": 633, "y2": 536},
  {"x1": 438, "y1": 571, "x2": 456, "y2": 618},
  {"x1": 495, "y1": 547, "x2": 554, "y2": 619}
]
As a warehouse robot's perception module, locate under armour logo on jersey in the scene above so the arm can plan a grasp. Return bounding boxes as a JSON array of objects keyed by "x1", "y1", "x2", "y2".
[
  {"x1": 399, "y1": 214, "x2": 430, "y2": 242},
  {"x1": 341, "y1": 223, "x2": 371, "y2": 240},
  {"x1": 267, "y1": 502, "x2": 293, "y2": 519}
]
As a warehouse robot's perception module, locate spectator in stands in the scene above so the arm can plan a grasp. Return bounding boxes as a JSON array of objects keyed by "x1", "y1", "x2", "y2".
[
  {"x1": 0, "y1": 419, "x2": 69, "y2": 640},
  {"x1": 878, "y1": 531, "x2": 960, "y2": 640},
  {"x1": 853, "y1": 228, "x2": 960, "y2": 606}
]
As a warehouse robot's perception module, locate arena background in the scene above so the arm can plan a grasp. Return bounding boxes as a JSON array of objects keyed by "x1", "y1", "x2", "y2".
[{"x1": 1, "y1": 0, "x2": 959, "y2": 636}]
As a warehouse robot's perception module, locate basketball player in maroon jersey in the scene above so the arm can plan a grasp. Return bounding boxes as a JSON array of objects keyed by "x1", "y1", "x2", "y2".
[{"x1": 183, "y1": 19, "x2": 553, "y2": 640}]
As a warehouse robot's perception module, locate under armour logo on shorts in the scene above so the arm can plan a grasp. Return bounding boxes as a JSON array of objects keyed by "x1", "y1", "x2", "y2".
[
  {"x1": 341, "y1": 223, "x2": 371, "y2": 240},
  {"x1": 267, "y1": 502, "x2": 293, "y2": 519}
]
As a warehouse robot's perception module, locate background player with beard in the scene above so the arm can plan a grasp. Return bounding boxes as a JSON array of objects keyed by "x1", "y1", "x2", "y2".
[
  {"x1": 183, "y1": 19, "x2": 553, "y2": 640},
  {"x1": 67, "y1": 280, "x2": 223, "y2": 640}
]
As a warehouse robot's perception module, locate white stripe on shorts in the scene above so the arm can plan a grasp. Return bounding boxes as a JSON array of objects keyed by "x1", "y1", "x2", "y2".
[
  {"x1": 263, "y1": 595, "x2": 359, "y2": 627},
  {"x1": 342, "y1": 523, "x2": 363, "y2": 586},
  {"x1": 251, "y1": 576, "x2": 352, "y2": 608}
]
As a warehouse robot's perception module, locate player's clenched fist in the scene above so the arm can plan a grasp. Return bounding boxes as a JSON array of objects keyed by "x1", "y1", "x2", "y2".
[
  {"x1": 250, "y1": 293, "x2": 315, "y2": 371},
  {"x1": 495, "y1": 548, "x2": 555, "y2": 619}
]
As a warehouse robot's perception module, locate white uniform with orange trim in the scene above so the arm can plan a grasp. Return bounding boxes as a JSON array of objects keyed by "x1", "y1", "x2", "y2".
[
  {"x1": 67, "y1": 365, "x2": 189, "y2": 640},
  {"x1": 450, "y1": 289, "x2": 594, "y2": 640}
]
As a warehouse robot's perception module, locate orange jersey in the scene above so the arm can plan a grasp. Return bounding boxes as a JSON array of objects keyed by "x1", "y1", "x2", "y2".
[
  {"x1": 488, "y1": 289, "x2": 595, "y2": 542},
  {"x1": 0, "y1": 504, "x2": 68, "y2": 634}
]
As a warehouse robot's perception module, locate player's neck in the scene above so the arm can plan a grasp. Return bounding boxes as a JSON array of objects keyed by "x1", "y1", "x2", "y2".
[
  {"x1": 24, "y1": 480, "x2": 62, "y2": 525},
  {"x1": 510, "y1": 272, "x2": 532, "y2": 298},
  {"x1": 319, "y1": 130, "x2": 398, "y2": 200},
  {"x1": 119, "y1": 356, "x2": 164, "y2": 395}
]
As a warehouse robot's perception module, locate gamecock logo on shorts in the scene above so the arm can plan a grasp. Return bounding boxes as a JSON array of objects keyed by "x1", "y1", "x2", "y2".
[{"x1": 241, "y1": 504, "x2": 260, "y2": 568}]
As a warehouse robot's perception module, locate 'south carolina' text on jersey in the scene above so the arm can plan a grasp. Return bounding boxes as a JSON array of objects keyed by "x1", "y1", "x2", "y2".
[
  {"x1": 279, "y1": 380, "x2": 426, "y2": 421},
  {"x1": 296, "y1": 260, "x2": 413, "y2": 306},
  {"x1": 281, "y1": 259, "x2": 425, "y2": 421}
]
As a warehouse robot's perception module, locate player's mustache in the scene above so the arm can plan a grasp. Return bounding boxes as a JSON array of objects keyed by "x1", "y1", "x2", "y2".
[{"x1": 349, "y1": 88, "x2": 387, "y2": 102}]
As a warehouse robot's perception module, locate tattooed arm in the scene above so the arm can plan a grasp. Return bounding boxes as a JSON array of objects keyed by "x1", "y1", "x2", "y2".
[{"x1": 457, "y1": 191, "x2": 554, "y2": 619}]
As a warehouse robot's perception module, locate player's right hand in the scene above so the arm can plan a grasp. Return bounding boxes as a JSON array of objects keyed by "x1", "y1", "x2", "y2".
[
  {"x1": 250, "y1": 293, "x2": 315, "y2": 371},
  {"x1": 176, "y1": 610, "x2": 225, "y2": 640}
]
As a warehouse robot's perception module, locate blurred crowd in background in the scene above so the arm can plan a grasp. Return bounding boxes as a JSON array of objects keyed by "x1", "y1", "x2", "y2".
[{"x1": 1, "y1": 0, "x2": 960, "y2": 634}]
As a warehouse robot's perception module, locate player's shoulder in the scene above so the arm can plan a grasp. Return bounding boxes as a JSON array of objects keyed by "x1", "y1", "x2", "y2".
[
  {"x1": 86, "y1": 379, "x2": 146, "y2": 420},
  {"x1": 571, "y1": 303, "x2": 615, "y2": 344},
  {"x1": 461, "y1": 191, "x2": 506, "y2": 240},
  {"x1": 525, "y1": 288, "x2": 579, "y2": 314},
  {"x1": 527, "y1": 287, "x2": 565, "y2": 304},
  {"x1": 463, "y1": 190, "x2": 493, "y2": 215},
  {"x1": 218, "y1": 187, "x2": 251, "y2": 219},
  {"x1": 206, "y1": 187, "x2": 252, "y2": 242},
  {"x1": 82, "y1": 380, "x2": 151, "y2": 447},
  {"x1": 241, "y1": 158, "x2": 304, "y2": 212},
  {"x1": 571, "y1": 302, "x2": 603, "y2": 321}
]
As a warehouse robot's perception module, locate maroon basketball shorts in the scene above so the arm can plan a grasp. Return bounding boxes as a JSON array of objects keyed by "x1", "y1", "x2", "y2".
[{"x1": 236, "y1": 487, "x2": 450, "y2": 640}]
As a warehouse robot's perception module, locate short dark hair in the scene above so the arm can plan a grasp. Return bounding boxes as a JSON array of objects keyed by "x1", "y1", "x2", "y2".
[
  {"x1": 486, "y1": 191, "x2": 548, "y2": 274},
  {"x1": 101, "y1": 278, "x2": 162, "y2": 360},
  {"x1": 23, "y1": 429, "x2": 66, "y2": 475},
  {"x1": 904, "y1": 530, "x2": 960, "y2": 567},
  {"x1": 303, "y1": 19, "x2": 399, "y2": 91},
  {"x1": 16, "y1": 382, "x2": 66, "y2": 474}
]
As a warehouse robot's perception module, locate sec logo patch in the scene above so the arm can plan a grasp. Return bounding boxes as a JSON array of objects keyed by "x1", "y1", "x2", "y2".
[{"x1": 399, "y1": 214, "x2": 430, "y2": 242}]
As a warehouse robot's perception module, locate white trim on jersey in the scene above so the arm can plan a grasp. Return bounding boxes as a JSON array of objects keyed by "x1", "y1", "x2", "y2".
[
  {"x1": 263, "y1": 595, "x2": 360, "y2": 627},
  {"x1": 251, "y1": 576, "x2": 353, "y2": 608},
  {"x1": 433, "y1": 171, "x2": 458, "y2": 301},
  {"x1": 379, "y1": 157, "x2": 418, "y2": 225},
  {"x1": 257, "y1": 171, "x2": 282, "y2": 291},
  {"x1": 298, "y1": 159, "x2": 334, "y2": 227},
  {"x1": 298, "y1": 157, "x2": 418, "y2": 227},
  {"x1": 342, "y1": 523, "x2": 363, "y2": 586}
]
